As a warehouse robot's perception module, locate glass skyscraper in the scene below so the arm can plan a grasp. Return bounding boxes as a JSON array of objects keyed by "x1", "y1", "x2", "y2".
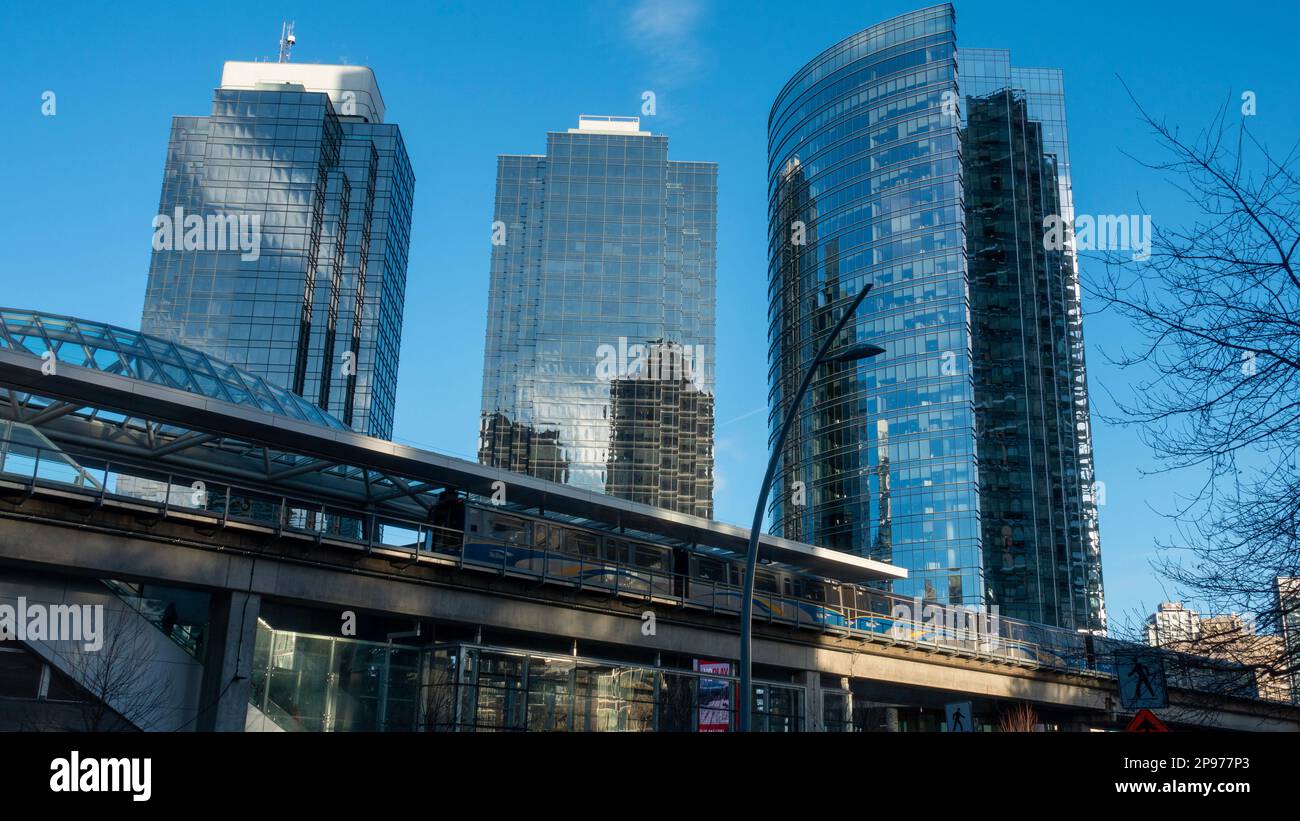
[
  {"x1": 480, "y1": 116, "x2": 716, "y2": 517},
  {"x1": 766, "y1": 4, "x2": 1104, "y2": 630},
  {"x1": 141, "y1": 62, "x2": 414, "y2": 439}
]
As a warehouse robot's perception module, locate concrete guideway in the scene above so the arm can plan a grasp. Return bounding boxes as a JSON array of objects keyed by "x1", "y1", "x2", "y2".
[{"x1": 1, "y1": 502, "x2": 1293, "y2": 732}]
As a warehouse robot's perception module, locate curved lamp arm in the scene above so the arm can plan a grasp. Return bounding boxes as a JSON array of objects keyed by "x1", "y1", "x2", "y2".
[{"x1": 738, "y1": 282, "x2": 880, "y2": 731}]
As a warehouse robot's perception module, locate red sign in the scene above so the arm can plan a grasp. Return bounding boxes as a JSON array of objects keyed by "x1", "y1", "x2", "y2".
[{"x1": 1125, "y1": 709, "x2": 1170, "y2": 733}]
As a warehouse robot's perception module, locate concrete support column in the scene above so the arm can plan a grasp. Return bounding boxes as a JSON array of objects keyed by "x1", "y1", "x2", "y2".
[
  {"x1": 198, "y1": 591, "x2": 261, "y2": 732},
  {"x1": 884, "y1": 706, "x2": 901, "y2": 733},
  {"x1": 801, "y1": 671, "x2": 821, "y2": 732}
]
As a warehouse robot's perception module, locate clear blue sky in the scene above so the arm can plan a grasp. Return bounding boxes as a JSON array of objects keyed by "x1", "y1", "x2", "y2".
[{"x1": 1, "y1": 0, "x2": 1295, "y2": 630}]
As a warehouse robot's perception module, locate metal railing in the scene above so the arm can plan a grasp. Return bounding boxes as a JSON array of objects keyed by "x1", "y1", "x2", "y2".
[{"x1": 100, "y1": 579, "x2": 205, "y2": 659}]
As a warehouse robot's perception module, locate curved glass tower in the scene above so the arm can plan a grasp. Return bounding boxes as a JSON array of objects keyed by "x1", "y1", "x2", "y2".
[
  {"x1": 767, "y1": 4, "x2": 1104, "y2": 629},
  {"x1": 768, "y1": 5, "x2": 974, "y2": 605}
]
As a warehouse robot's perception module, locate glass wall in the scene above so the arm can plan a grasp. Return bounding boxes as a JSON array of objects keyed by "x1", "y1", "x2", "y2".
[
  {"x1": 421, "y1": 645, "x2": 804, "y2": 732},
  {"x1": 249, "y1": 620, "x2": 420, "y2": 732},
  {"x1": 250, "y1": 627, "x2": 804, "y2": 733}
]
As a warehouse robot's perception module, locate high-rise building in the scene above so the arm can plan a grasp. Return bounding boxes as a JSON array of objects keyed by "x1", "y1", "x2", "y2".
[
  {"x1": 605, "y1": 341, "x2": 715, "y2": 517},
  {"x1": 766, "y1": 4, "x2": 1104, "y2": 629},
  {"x1": 1148, "y1": 607, "x2": 1294, "y2": 703},
  {"x1": 1277, "y1": 577, "x2": 1300, "y2": 702},
  {"x1": 1145, "y1": 601, "x2": 1202, "y2": 647},
  {"x1": 961, "y1": 49, "x2": 1103, "y2": 630},
  {"x1": 479, "y1": 115, "x2": 717, "y2": 516},
  {"x1": 141, "y1": 61, "x2": 415, "y2": 439}
]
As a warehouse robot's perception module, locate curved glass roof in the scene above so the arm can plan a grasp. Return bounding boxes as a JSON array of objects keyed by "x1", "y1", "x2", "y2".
[{"x1": 0, "y1": 309, "x2": 350, "y2": 432}]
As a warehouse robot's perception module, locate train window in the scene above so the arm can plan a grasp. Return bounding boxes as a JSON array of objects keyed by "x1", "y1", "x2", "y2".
[
  {"x1": 847, "y1": 589, "x2": 865, "y2": 612},
  {"x1": 606, "y1": 538, "x2": 631, "y2": 565},
  {"x1": 696, "y1": 558, "x2": 727, "y2": 584},
  {"x1": 633, "y1": 546, "x2": 666, "y2": 571},
  {"x1": 566, "y1": 531, "x2": 599, "y2": 559},
  {"x1": 533, "y1": 523, "x2": 549, "y2": 550},
  {"x1": 755, "y1": 572, "x2": 778, "y2": 594},
  {"x1": 803, "y1": 582, "x2": 826, "y2": 603},
  {"x1": 488, "y1": 515, "x2": 527, "y2": 545}
]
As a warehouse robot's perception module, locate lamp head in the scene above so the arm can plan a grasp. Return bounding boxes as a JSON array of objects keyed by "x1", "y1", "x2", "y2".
[{"x1": 828, "y1": 342, "x2": 886, "y2": 363}]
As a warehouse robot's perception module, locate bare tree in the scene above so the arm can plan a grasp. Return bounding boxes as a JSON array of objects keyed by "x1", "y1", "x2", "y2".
[
  {"x1": 1087, "y1": 80, "x2": 1300, "y2": 702},
  {"x1": 420, "y1": 654, "x2": 457, "y2": 731},
  {"x1": 998, "y1": 702, "x2": 1039, "y2": 732},
  {"x1": 64, "y1": 610, "x2": 172, "y2": 731}
]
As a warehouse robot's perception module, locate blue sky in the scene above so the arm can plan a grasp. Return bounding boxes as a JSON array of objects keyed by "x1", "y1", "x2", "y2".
[{"x1": 1, "y1": 0, "x2": 1295, "y2": 629}]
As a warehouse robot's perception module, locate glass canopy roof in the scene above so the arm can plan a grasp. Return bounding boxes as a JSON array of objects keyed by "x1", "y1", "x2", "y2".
[{"x1": 0, "y1": 309, "x2": 350, "y2": 432}]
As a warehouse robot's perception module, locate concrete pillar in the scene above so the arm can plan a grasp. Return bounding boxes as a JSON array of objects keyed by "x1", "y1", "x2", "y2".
[
  {"x1": 884, "y1": 706, "x2": 901, "y2": 732},
  {"x1": 801, "y1": 671, "x2": 820, "y2": 732},
  {"x1": 197, "y1": 591, "x2": 261, "y2": 731}
]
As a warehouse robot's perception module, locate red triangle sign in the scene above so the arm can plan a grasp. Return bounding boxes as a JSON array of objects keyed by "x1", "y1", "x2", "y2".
[{"x1": 1125, "y1": 709, "x2": 1169, "y2": 733}]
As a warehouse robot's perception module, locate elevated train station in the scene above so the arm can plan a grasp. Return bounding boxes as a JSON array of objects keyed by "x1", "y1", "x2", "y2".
[{"x1": 0, "y1": 310, "x2": 1295, "y2": 732}]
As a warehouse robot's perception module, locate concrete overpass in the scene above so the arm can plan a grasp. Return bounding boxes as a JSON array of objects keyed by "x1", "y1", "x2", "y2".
[{"x1": 2, "y1": 489, "x2": 1293, "y2": 732}]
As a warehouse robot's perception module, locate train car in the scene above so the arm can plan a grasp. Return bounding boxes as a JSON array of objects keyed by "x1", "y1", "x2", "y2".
[
  {"x1": 1036, "y1": 628, "x2": 1091, "y2": 670},
  {"x1": 456, "y1": 502, "x2": 1102, "y2": 674},
  {"x1": 791, "y1": 577, "x2": 850, "y2": 629},
  {"x1": 683, "y1": 556, "x2": 847, "y2": 628},
  {"x1": 997, "y1": 620, "x2": 1041, "y2": 663},
  {"x1": 842, "y1": 587, "x2": 897, "y2": 635},
  {"x1": 461, "y1": 505, "x2": 674, "y2": 598}
]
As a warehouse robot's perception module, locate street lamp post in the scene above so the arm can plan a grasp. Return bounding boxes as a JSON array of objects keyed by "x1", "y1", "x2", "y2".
[{"x1": 738, "y1": 283, "x2": 882, "y2": 732}]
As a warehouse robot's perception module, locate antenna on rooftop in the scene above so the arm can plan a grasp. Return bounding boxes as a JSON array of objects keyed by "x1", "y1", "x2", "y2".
[{"x1": 277, "y1": 21, "x2": 297, "y2": 63}]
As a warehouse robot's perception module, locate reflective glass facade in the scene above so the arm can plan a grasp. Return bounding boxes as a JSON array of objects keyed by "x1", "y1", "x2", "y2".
[
  {"x1": 605, "y1": 342, "x2": 715, "y2": 512},
  {"x1": 768, "y1": 5, "x2": 977, "y2": 606},
  {"x1": 141, "y1": 73, "x2": 414, "y2": 439},
  {"x1": 248, "y1": 623, "x2": 806, "y2": 733},
  {"x1": 480, "y1": 117, "x2": 716, "y2": 517},
  {"x1": 960, "y1": 49, "x2": 1103, "y2": 629},
  {"x1": 422, "y1": 646, "x2": 804, "y2": 732},
  {"x1": 250, "y1": 620, "x2": 421, "y2": 732},
  {"x1": 767, "y1": 5, "x2": 1105, "y2": 629}
]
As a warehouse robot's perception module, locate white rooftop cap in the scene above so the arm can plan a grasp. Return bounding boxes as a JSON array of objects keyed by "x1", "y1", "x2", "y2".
[
  {"x1": 568, "y1": 115, "x2": 649, "y2": 136},
  {"x1": 220, "y1": 61, "x2": 386, "y2": 123}
]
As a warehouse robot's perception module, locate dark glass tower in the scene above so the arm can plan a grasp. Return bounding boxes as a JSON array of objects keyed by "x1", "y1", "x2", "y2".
[
  {"x1": 141, "y1": 62, "x2": 414, "y2": 439},
  {"x1": 961, "y1": 49, "x2": 1103, "y2": 629},
  {"x1": 479, "y1": 116, "x2": 716, "y2": 517},
  {"x1": 766, "y1": 5, "x2": 1104, "y2": 629},
  {"x1": 605, "y1": 341, "x2": 716, "y2": 513}
]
